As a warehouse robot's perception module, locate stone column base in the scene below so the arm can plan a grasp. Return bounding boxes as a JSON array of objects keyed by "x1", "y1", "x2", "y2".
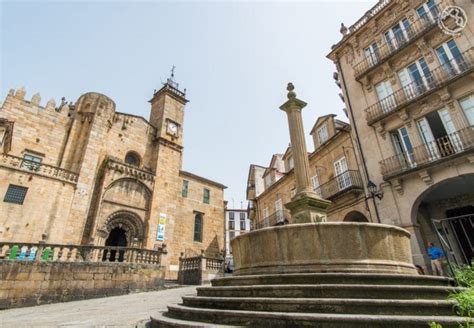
[{"x1": 285, "y1": 192, "x2": 332, "y2": 224}]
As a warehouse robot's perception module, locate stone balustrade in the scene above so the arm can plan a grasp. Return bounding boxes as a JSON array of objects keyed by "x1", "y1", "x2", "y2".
[
  {"x1": 0, "y1": 242, "x2": 166, "y2": 265},
  {"x1": 0, "y1": 153, "x2": 79, "y2": 183},
  {"x1": 106, "y1": 156, "x2": 155, "y2": 184},
  {"x1": 178, "y1": 251, "x2": 224, "y2": 285}
]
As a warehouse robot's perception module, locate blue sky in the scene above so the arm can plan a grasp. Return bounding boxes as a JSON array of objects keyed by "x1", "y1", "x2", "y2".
[{"x1": 1, "y1": 0, "x2": 375, "y2": 208}]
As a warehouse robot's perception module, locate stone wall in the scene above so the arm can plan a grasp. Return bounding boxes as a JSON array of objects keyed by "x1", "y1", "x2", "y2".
[{"x1": 0, "y1": 261, "x2": 165, "y2": 309}]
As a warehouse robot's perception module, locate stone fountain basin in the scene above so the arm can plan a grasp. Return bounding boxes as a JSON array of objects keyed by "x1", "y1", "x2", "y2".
[{"x1": 231, "y1": 222, "x2": 417, "y2": 276}]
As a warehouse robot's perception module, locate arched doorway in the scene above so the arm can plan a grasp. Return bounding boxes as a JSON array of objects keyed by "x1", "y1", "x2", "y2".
[
  {"x1": 344, "y1": 211, "x2": 369, "y2": 222},
  {"x1": 103, "y1": 227, "x2": 127, "y2": 262},
  {"x1": 412, "y1": 174, "x2": 474, "y2": 267}
]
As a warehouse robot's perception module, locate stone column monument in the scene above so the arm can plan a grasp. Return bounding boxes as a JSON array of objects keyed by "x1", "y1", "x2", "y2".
[{"x1": 280, "y1": 83, "x2": 332, "y2": 223}]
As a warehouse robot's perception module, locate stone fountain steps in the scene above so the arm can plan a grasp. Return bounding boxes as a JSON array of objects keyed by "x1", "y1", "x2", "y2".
[
  {"x1": 197, "y1": 284, "x2": 462, "y2": 300},
  {"x1": 149, "y1": 273, "x2": 467, "y2": 327},
  {"x1": 211, "y1": 273, "x2": 453, "y2": 287},
  {"x1": 182, "y1": 296, "x2": 456, "y2": 316},
  {"x1": 155, "y1": 304, "x2": 468, "y2": 328}
]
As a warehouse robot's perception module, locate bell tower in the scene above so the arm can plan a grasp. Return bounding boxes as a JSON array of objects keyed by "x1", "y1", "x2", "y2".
[{"x1": 149, "y1": 67, "x2": 188, "y2": 148}]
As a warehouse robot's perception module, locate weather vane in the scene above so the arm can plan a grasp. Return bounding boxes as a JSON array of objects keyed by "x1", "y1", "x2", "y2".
[{"x1": 166, "y1": 65, "x2": 179, "y2": 89}]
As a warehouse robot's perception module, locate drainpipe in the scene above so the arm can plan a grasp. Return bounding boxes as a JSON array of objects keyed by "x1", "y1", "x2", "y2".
[{"x1": 335, "y1": 59, "x2": 381, "y2": 223}]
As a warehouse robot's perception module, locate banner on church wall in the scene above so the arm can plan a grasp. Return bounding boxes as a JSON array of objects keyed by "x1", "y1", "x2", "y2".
[{"x1": 156, "y1": 213, "x2": 167, "y2": 241}]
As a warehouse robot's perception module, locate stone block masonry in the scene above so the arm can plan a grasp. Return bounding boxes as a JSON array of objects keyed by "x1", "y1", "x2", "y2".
[{"x1": 0, "y1": 261, "x2": 165, "y2": 309}]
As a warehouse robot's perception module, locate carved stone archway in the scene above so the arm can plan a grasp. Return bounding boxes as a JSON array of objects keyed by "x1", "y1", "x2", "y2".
[{"x1": 99, "y1": 210, "x2": 145, "y2": 247}]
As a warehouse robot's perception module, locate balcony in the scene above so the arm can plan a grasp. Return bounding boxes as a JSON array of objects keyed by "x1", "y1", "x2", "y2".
[
  {"x1": 0, "y1": 153, "x2": 79, "y2": 184},
  {"x1": 106, "y1": 156, "x2": 155, "y2": 185},
  {"x1": 380, "y1": 126, "x2": 474, "y2": 179},
  {"x1": 257, "y1": 211, "x2": 290, "y2": 229},
  {"x1": 365, "y1": 50, "x2": 474, "y2": 125},
  {"x1": 354, "y1": 5, "x2": 440, "y2": 80},
  {"x1": 315, "y1": 170, "x2": 364, "y2": 200}
]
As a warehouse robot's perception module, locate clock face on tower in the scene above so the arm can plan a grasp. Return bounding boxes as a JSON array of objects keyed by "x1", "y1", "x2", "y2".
[{"x1": 166, "y1": 120, "x2": 179, "y2": 137}]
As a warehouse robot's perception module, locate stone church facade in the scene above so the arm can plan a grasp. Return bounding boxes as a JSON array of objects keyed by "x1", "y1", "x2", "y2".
[{"x1": 0, "y1": 81, "x2": 226, "y2": 278}]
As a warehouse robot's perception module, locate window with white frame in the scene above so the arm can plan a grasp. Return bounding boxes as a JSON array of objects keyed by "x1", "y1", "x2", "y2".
[
  {"x1": 398, "y1": 57, "x2": 432, "y2": 100},
  {"x1": 275, "y1": 199, "x2": 283, "y2": 223},
  {"x1": 375, "y1": 80, "x2": 396, "y2": 113},
  {"x1": 262, "y1": 207, "x2": 269, "y2": 227},
  {"x1": 318, "y1": 124, "x2": 328, "y2": 144},
  {"x1": 288, "y1": 157, "x2": 294, "y2": 171},
  {"x1": 334, "y1": 157, "x2": 351, "y2": 190},
  {"x1": 364, "y1": 42, "x2": 380, "y2": 67},
  {"x1": 460, "y1": 94, "x2": 474, "y2": 126},
  {"x1": 416, "y1": 0, "x2": 439, "y2": 25},
  {"x1": 264, "y1": 173, "x2": 273, "y2": 188},
  {"x1": 384, "y1": 18, "x2": 411, "y2": 52},
  {"x1": 311, "y1": 175, "x2": 321, "y2": 197}
]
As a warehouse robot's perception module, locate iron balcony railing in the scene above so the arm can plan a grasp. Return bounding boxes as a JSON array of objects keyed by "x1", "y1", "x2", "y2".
[
  {"x1": 380, "y1": 126, "x2": 474, "y2": 178},
  {"x1": 365, "y1": 50, "x2": 474, "y2": 125},
  {"x1": 314, "y1": 170, "x2": 364, "y2": 200},
  {"x1": 258, "y1": 211, "x2": 290, "y2": 229},
  {"x1": 354, "y1": 3, "x2": 440, "y2": 79}
]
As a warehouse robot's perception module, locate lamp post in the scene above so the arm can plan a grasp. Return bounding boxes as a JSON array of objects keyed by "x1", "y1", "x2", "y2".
[{"x1": 367, "y1": 180, "x2": 383, "y2": 200}]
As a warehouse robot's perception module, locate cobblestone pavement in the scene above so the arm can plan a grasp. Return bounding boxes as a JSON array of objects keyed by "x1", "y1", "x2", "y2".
[{"x1": 0, "y1": 285, "x2": 198, "y2": 328}]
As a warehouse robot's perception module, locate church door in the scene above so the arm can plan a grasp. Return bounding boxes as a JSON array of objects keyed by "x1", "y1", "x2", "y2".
[{"x1": 103, "y1": 227, "x2": 127, "y2": 262}]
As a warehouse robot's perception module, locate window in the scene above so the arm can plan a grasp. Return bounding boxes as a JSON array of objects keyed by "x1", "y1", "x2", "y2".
[
  {"x1": 376, "y1": 80, "x2": 396, "y2": 113},
  {"x1": 460, "y1": 95, "x2": 474, "y2": 126},
  {"x1": 417, "y1": 0, "x2": 439, "y2": 25},
  {"x1": 416, "y1": 108, "x2": 463, "y2": 160},
  {"x1": 0, "y1": 127, "x2": 6, "y2": 147},
  {"x1": 229, "y1": 231, "x2": 235, "y2": 241},
  {"x1": 318, "y1": 124, "x2": 329, "y2": 144},
  {"x1": 275, "y1": 198, "x2": 283, "y2": 223},
  {"x1": 20, "y1": 153, "x2": 43, "y2": 171},
  {"x1": 334, "y1": 157, "x2": 351, "y2": 190},
  {"x1": 181, "y1": 180, "x2": 189, "y2": 197},
  {"x1": 4, "y1": 185, "x2": 28, "y2": 205},
  {"x1": 124, "y1": 151, "x2": 140, "y2": 167},
  {"x1": 436, "y1": 40, "x2": 465, "y2": 76},
  {"x1": 398, "y1": 57, "x2": 433, "y2": 100},
  {"x1": 364, "y1": 42, "x2": 380, "y2": 67},
  {"x1": 262, "y1": 207, "x2": 270, "y2": 227},
  {"x1": 384, "y1": 18, "x2": 411, "y2": 52},
  {"x1": 240, "y1": 212, "x2": 245, "y2": 220},
  {"x1": 194, "y1": 213, "x2": 203, "y2": 242},
  {"x1": 290, "y1": 188, "x2": 296, "y2": 198},
  {"x1": 311, "y1": 175, "x2": 321, "y2": 197},
  {"x1": 391, "y1": 127, "x2": 416, "y2": 167},
  {"x1": 287, "y1": 157, "x2": 294, "y2": 171},
  {"x1": 228, "y1": 213, "x2": 235, "y2": 230},
  {"x1": 264, "y1": 173, "x2": 273, "y2": 188},
  {"x1": 240, "y1": 217, "x2": 246, "y2": 231},
  {"x1": 203, "y1": 188, "x2": 210, "y2": 204}
]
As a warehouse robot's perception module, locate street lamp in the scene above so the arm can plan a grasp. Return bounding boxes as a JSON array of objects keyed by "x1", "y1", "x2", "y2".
[{"x1": 367, "y1": 180, "x2": 383, "y2": 200}]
